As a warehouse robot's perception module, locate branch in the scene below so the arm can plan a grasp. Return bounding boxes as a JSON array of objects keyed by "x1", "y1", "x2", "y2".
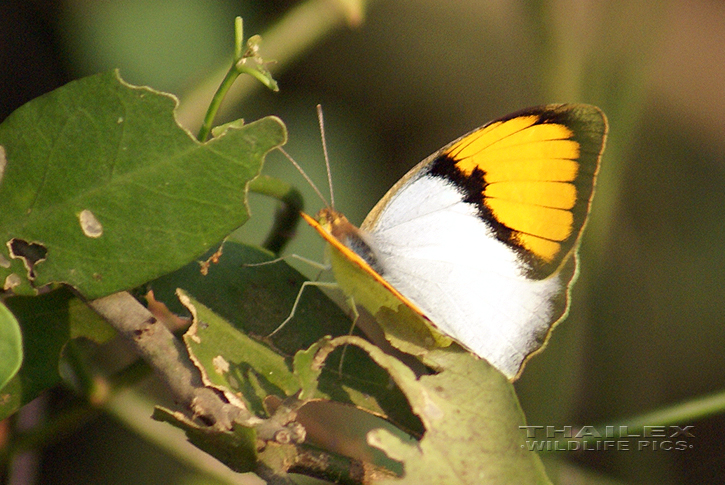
[
  {"x1": 88, "y1": 292, "x2": 398, "y2": 483},
  {"x1": 88, "y1": 291, "x2": 244, "y2": 429}
]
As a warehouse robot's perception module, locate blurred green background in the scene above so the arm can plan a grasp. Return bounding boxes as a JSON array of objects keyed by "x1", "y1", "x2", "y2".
[{"x1": 2, "y1": 0, "x2": 724, "y2": 484}]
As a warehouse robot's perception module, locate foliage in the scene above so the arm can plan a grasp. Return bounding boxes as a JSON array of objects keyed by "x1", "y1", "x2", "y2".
[
  {"x1": 0, "y1": 60, "x2": 549, "y2": 483},
  {"x1": 3, "y1": 3, "x2": 725, "y2": 485}
]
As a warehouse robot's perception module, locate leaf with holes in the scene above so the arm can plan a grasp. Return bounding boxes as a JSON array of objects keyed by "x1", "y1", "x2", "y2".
[
  {"x1": 0, "y1": 70, "x2": 286, "y2": 298},
  {"x1": 328, "y1": 338, "x2": 553, "y2": 485}
]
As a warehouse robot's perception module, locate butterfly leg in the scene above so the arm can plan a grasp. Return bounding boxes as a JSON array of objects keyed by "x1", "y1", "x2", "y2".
[
  {"x1": 336, "y1": 294, "x2": 360, "y2": 376},
  {"x1": 244, "y1": 253, "x2": 329, "y2": 272},
  {"x1": 267, "y1": 280, "x2": 340, "y2": 337}
]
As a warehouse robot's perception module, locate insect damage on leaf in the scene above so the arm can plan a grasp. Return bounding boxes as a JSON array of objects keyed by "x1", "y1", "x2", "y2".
[
  {"x1": 8, "y1": 238, "x2": 48, "y2": 279},
  {"x1": 3, "y1": 273, "x2": 21, "y2": 291},
  {"x1": 213, "y1": 355, "x2": 230, "y2": 375},
  {"x1": 78, "y1": 209, "x2": 104, "y2": 238}
]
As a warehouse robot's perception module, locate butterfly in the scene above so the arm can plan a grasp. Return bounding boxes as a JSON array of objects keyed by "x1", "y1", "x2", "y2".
[{"x1": 299, "y1": 104, "x2": 607, "y2": 379}]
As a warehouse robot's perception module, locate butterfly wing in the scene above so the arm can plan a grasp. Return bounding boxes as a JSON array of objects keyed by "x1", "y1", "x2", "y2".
[{"x1": 361, "y1": 104, "x2": 607, "y2": 378}]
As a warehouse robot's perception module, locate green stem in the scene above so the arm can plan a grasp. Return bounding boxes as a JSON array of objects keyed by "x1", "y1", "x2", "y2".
[
  {"x1": 178, "y1": 0, "x2": 371, "y2": 132},
  {"x1": 584, "y1": 390, "x2": 725, "y2": 443},
  {"x1": 538, "y1": 389, "x2": 725, "y2": 451},
  {"x1": 233, "y1": 16, "x2": 244, "y2": 60},
  {"x1": 196, "y1": 17, "x2": 278, "y2": 142},
  {"x1": 249, "y1": 175, "x2": 305, "y2": 254},
  {"x1": 196, "y1": 67, "x2": 242, "y2": 142}
]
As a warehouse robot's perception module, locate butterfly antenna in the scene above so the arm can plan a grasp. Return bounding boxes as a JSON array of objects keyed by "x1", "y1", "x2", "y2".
[
  {"x1": 278, "y1": 147, "x2": 329, "y2": 208},
  {"x1": 317, "y1": 104, "x2": 335, "y2": 209}
]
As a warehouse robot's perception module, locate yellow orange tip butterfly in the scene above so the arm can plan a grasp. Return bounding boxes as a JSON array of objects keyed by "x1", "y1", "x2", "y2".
[{"x1": 302, "y1": 104, "x2": 607, "y2": 380}]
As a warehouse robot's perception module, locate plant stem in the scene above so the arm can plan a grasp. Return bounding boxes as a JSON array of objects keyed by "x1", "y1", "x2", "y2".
[
  {"x1": 591, "y1": 390, "x2": 725, "y2": 439},
  {"x1": 178, "y1": 0, "x2": 371, "y2": 132},
  {"x1": 544, "y1": 389, "x2": 725, "y2": 449},
  {"x1": 196, "y1": 67, "x2": 244, "y2": 142},
  {"x1": 248, "y1": 175, "x2": 305, "y2": 254},
  {"x1": 196, "y1": 17, "x2": 279, "y2": 142}
]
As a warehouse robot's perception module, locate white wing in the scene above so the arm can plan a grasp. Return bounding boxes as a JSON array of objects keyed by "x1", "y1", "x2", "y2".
[{"x1": 363, "y1": 173, "x2": 565, "y2": 378}]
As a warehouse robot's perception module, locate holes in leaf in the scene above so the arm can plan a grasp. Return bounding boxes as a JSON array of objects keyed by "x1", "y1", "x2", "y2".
[{"x1": 8, "y1": 238, "x2": 48, "y2": 279}]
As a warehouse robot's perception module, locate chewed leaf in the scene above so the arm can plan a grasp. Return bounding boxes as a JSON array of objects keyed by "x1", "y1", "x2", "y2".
[
  {"x1": 178, "y1": 291, "x2": 298, "y2": 416},
  {"x1": 322, "y1": 337, "x2": 553, "y2": 484},
  {"x1": 292, "y1": 337, "x2": 331, "y2": 401},
  {"x1": 0, "y1": 70, "x2": 286, "y2": 298}
]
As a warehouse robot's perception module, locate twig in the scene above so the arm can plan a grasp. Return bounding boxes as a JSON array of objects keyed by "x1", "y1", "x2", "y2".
[
  {"x1": 87, "y1": 292, "x2": 401, "y2": 483},
  {"x1": 88, "y1": 291, "x2": 243, "y2": 429}
]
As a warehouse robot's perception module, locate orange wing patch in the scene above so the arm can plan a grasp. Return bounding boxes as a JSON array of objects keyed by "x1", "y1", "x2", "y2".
[{"x1": 439, "y1": 106, "x2": 603, "y2": 270}]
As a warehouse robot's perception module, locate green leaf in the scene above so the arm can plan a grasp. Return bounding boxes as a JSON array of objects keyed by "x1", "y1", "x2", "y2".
[
  {"x1": 0, "y1": 288, "x2": 116, "y2": 420},
  {"x1": 0, "y1": 301, "x2": 22, "y2": 391},
  {"x1": 292, "y1": 398, "x2": 410, "y2": 477},
  {"x1": 159, "y1": 296, "x2": 409, "y2": 477},
  {"x1": 0, "y1": 70, "x2": 286, "y2": 298},
  {"x1": 148, "y1": 242, "x2": 350, "y2": 356},
  {"x1": 292, "y1": 337, "x2": 330, "y2": 401},
  {"x1": 331, "y1": 338, "x2": 553, "y2": 485},
  {"x1": 178, "y1": 291, "x2": 299, "y2": 416}
]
